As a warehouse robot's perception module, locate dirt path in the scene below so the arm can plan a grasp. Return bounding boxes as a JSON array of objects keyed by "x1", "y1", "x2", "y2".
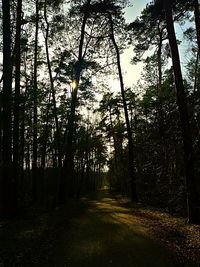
[
  {"x1": 48, "y1": 192, "x2": 182, "y2": 267},
  {"x1": 1, "y1": 191, "x2": 197, "y2": 266}
]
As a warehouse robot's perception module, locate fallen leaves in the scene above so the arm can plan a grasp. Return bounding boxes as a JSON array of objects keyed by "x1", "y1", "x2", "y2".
[{"x1": 117, "y1": 197, "x2": 200, "y2": 266}]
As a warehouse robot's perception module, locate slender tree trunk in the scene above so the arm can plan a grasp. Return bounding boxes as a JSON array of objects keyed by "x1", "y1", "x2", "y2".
[
  {"x1": 32, "y1": 0, "x2": 39, "y2": 202},
  {"x1": 165, "y1": 0, "x2": 200, "y2": 223},
  {"x1": 62, "y1": 0, "x2": 91, "y2": 200},
  {"x1": 108, "y1": 105, "x2": 118, "y2": 163},
  {"x1": 108, "y1": 13, "x2": 138, "y2": 202},
  {"x1": 157, "y1": 24, "x2": 165, "y2": 138},
  {"x1": 193, "y1": 51, "x2": 199, "y2": 95},
  {"x1": 40, "y1": 94, "x2": 51, "y2": 169},
  {"x1": 192, "y1": 51, "x2": 200, "y2": 136},
  {"x1": 20, "y1": 54, "x2": 29, "y2": 199},
  {"x1": 1, "y1": 0, "x2": 13, "y2": 217},
  {"x1": 85, "y1": 121, "x2": 90, "y2": 193},
  {"x1": 0, "y1": 91, "x2": 2, "y2": 167},
  {"x1": 193, "y1": 0, "x2": 200, "y2": 128},
  {"x1": 13, "y1": 0, "x2": 23, "y2": 210},
  {"x1": 44, "y1": 0, "x2": 62, "y2": 203},
  {"x1": 44, "y1": 0, "x2": 61, "y2": 164},
  {"x1": 194, "y1": 0, "x2": 200, "y2": 52},
  {"x1": 20, "y1": 88, "x2": 27, "y2": 199}
]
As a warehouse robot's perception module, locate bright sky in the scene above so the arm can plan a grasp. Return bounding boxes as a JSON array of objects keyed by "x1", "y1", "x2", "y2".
[
  {"x1": 110, "y1": 0, "x2": 192, "y2": 92},
  {"x1": 109, "y1": 0, "x2": 150, "y2": 91}
]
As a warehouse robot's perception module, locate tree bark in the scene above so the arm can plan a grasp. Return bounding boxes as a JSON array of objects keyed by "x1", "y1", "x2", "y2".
[
  {"x1": 62, "y1": 0, "x2": 91, "y2": 200},
  {"x1": 165, "y1": 0, "x2": 200, "y2": 223},
  {"x1": 194, "y1": 0, "x2": 200, "y2": 52},
  {"x1": 13, "y1": 0, "x2": 23, "y2": 210},
  {"x1": 157, "y1": 23, "x2": 165, "y2": 139},
  {"x1": 1, "y1": 0, "x2": 13, "y2": 217},
  {"x1": 44, "y1": 0, "x2": 62, "y2": 203},
  {"x1": 32, "y1": 0, "x2": 39, "y2": 202},
  {"x1": 108, "y1": 12, "x2": 138, "y2": 202}
]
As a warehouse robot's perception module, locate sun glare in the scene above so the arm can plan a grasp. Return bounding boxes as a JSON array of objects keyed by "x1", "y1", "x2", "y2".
[{"x1": 71, "y1": 80, "x2": 77, "y2": 90}]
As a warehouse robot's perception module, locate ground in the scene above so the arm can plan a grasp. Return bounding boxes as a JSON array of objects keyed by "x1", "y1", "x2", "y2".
[{"x1": 0, "y1": 190, "x2": 199, "y2": 266}]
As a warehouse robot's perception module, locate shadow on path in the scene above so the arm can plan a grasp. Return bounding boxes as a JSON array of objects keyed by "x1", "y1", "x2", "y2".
[{"x1": 52, "y1": 191, "x2": 184, "y2": 267}]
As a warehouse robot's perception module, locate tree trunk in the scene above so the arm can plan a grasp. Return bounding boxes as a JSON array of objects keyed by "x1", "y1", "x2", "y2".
[
  {"x1": 194, "y1": 0, "x2": 200, "y2": 52},
  {"x1": 13, "y1": 0, "x2": 23, "y2": 210},
  {"x1": 62, "y1": 0, "x2": 91, "y2": 200},
  {"x1": 32, "y1": 0, "x2": 39, "y2": 202},
  {"x1": 19, "y1": 53, "x2": 28, "y2": 199},
  {"x1": 40, "y1": 94, "x2": 51, "y2": 170},
  {"x1": 165, "y1": 0, "x2": 200, "y2": 223},
  {"x1": 157, "y1": 23, "x2": 165, "y2": 139},
  {"x1": 108, "y1": 105, "x2": 118, "y2": 164},
  {"x1": 0, "y1": 91, "x2": 2, "y2": 169},
  {"x1": 108, "y1": 12, "x2": 138, "y2": 202},
  {"x1": 44, "y1": 0, "x2": 61, "y2": 165},
  {"x1": 1, "y1": 0, "x2": 14, "y2": 217},
  {"x1": 44, "y1": 0, "x2": 62, "y2": 203}
]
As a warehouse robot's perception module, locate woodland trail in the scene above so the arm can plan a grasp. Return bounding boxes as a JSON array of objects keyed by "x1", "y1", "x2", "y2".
[
  {"x1": 1, "y1": 190, "x2": 196, "y2": 266},
  {"x1": 45, "y1": 191, "x2": 182, "y2": 267}
]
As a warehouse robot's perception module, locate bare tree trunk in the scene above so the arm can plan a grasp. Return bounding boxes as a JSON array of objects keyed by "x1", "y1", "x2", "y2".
[
  {"x1": 0, "y1": 91, "x2": 2, "y2": 169},
  {"x1": 13, "y1": 0, "x2": 23, "y2": 211},
  {"x1": 194, "y1": 0, "x2": 200, "y2": 52},
  {"x1": 40, "y1": 93, "x2": 51, "y2": 169},
  {"x1": 108, "y1": 105, "x2": 118, "y2": 164},
  {"x1": 44, "y1": 0, "x2": 61, "y2": 164},
  {"x1": 20, "y1": 53, "x2": 29, "y2": 199},
  {"x1": 62, "y1": 0, "x2": 91, "y2": 200},
  {"x1": 32, "y1": 0, "x2": 39, "y2": 202},
  {"x1": 108, "y1": 12, "x2": 138, "y2": 202},
  {"x1": 165, "y1": 0, "x2": 200, "y2": 224},
  {"x1": 44, "y1": 0, "x2": 62, "y2": 203},
  {"x1": 157, "y1": 23, "x2": 165, "y2": 139},
  {"x1": 1, "y1": 0, "x2": 13, "y2": 217}
]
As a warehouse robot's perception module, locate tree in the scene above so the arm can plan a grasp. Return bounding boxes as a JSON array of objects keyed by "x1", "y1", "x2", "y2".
[
  {"x1": 108, "y1": 11, "x2": 138, "y2": 202},
  {"x1": 62, "y1": 0, "x2": 91, "y2": 199},
  {"x1": 194, "y1": 0, "x2": 200, "y2": 52},
  {"x1": 0, "y1": 0, "x2": 14, "y2": 217},
  {"x1": 13, "y1": 0, "x2": 23, "y2": 212},
  {"x1": 43, "y1": 0, "x2": 63, "y2": 204},
  {"x1": 97, "y1": 92, "x2": 127, "y2": 193},
  {"x1": 164, "y1": 0, "x2": 200, "y2": 223},
  {"x1": 32, "y1": 0, "x2": 39, "y2": 202}
]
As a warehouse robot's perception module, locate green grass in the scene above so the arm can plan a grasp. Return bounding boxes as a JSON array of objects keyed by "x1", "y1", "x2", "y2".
[{"x1": 52, "y1": 191, "x2": 181, "y2": 267}]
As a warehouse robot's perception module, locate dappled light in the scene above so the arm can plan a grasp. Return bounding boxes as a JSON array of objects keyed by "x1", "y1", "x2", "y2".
[{"x1": 52, "y1": 192, "x2": 180, "y2": 267}]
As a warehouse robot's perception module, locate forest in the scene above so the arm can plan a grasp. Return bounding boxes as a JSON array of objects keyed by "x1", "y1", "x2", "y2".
[{"x1": 0, "y1": 0, "x2": 200, "y2": 265}]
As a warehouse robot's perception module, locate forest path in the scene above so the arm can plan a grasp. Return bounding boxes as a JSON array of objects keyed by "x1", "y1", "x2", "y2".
[{"x1": 48, "y1": 190, "x2": 180, "y2": 267}]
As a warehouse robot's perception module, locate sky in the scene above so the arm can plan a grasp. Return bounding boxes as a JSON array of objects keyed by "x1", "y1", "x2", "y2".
[
  {"x1": 109, "y1": 0, "x2": 193, "y2": 92},
  {"x1": 108, "y1": 0, "x2": 150, "y2": 92}
]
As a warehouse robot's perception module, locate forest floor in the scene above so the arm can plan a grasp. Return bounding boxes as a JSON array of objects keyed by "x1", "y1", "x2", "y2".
[{"x1": 0, "y1": 190, "x2": 199, "y2": 267}]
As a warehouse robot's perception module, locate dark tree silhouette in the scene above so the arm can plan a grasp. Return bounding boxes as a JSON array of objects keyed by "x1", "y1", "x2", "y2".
[
  {"x1": 164, "y1": 0, "x2": 200, "y2": 223},
  {"x1": 1, "y1": 0, "x2": 14, "y2": 217},
  {"x1": 108, "y1": 12, "x2": 138, "y2": 202}
]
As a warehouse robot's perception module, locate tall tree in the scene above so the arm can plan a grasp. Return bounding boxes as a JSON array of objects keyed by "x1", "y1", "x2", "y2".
[
  {"x1": 194, "y1": 0, "x2": 200, "y2": 52},
  {"x1": 164, "y1": 0, "x2": 200, "y2": 223},
  {"x1": 44, "y1": 1, "x2": 62, "y2": 161},
  {"x1": 62, "y1": 0, "x2": 91, "y2": 199},
  {"x1": 1, "y1": 0, "x2": 13, "y2": 217},
  {"x1": 13, "y1": 0, "x2": 23, "y2": 211},
  {"x1": 32, "y1": 0, "x2": 39, "y2": 202},
  {"x1": 108, "y1": 12, "x2": 138, "y2": 202},
  {"x1": 43, "y1": 0, "x2": 63, "y2": 204}
]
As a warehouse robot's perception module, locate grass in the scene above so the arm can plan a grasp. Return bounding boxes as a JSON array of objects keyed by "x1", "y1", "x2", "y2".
[
  {"x1": 51, "y1": 191, "x2": 182, "y2": 267},
  {"x1": 1, "y1": 190, "x2": 196, "y2": 266}
]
